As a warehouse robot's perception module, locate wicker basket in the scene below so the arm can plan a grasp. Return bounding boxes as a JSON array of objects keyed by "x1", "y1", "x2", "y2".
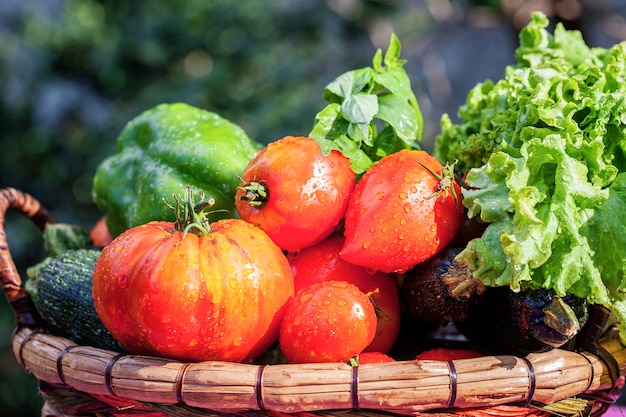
[{"x1": 1, "y1": 187, "x2": 625, "y2": 417}]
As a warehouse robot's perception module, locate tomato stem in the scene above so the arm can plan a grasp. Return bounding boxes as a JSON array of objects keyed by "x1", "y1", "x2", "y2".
[
  {"x1": 239, "y1": 180, "x2": 269, "y2": 207},
  {"x1": 419, "y1": 160, "x2": 460, "y2": 203},
  {"x1": 163, "y1": 185, "x2": 215, "y2": 237}
]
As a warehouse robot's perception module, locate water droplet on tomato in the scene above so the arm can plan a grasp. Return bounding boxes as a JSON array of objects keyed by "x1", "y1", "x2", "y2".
[
  {"x1": 399, "y1": 192, "x2": 408, "y2": 199},
  {"x1": 404, "y1": 203, "x2": 412, "y2": 213},
  {"x1": 375, "y1": 192, "x2": 384, "y2": 200},
  {"x1": 117, "y1": 277, "x2": 128, "y2": 289}
]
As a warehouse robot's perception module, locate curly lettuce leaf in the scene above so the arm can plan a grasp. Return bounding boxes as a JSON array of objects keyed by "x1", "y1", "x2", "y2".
[{"x1": 434, "y1": 12, "x2": 626, "y2": 336}]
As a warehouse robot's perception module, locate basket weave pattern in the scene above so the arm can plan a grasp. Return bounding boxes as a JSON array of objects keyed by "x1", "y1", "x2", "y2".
[{"x1": 1, "y1": 187, "x2": 625, "y2": 417}]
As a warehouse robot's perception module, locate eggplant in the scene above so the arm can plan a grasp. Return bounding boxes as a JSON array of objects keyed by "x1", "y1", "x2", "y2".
[
  {"x1": 401, "y1": 246, "x2": 486, "y2": 327},
  {"x1": 455, "y1": 286, "x2": 589, "y2": 354}
]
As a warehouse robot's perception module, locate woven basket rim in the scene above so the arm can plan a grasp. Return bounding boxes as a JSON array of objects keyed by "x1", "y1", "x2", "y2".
[{"x1": 10, "y1": 319, "x2": 626, "y2": 415}]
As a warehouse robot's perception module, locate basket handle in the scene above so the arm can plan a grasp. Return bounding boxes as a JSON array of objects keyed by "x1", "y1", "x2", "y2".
[{"x1": 0, "y1": 187, "x2": 55, "y2": 327}]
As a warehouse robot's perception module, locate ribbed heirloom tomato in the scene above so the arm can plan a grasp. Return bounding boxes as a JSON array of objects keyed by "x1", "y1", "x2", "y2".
[
  {"x1": 92, "y1": 190, "x2": 294, "y2": 363},
  {"x1": 235, "y1": 136, "x2": 355, "y2": 251}
]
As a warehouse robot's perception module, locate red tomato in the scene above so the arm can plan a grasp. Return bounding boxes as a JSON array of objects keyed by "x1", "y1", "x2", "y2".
[
  {"x1": 287, "y1": 234, "x2": 401, "y2": 354},
  {"x1": 415, "y1": 348, "x2": 483, "y2": 361},
  {"x1": 92, "y1": 218, "x2": 294, "y2": 363},
  {"x1": 357, "y1": 351, "x2": 396, "y2": 364},
  {"x1": 279, "y1": 280, "x2": 377, "y2": 363},
  {"x1": 341, "y1": 150, "x2": 464, "y2": 273},
  {"x1": 235, "y1": 136, "x2": 355, "y2": 251}
]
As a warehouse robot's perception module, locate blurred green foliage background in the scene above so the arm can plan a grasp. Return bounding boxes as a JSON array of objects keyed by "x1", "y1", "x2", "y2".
[{"x1": 1, "y1": 0, "x2": 624, "y2": 415}]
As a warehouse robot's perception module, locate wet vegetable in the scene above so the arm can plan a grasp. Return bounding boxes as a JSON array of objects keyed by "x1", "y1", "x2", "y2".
[
  {"x1": 279, "y1": 280, "x2": 377, "y2": 363},
  {"x1": 434, "y1": 12, "x2": 626, "y2": 343},
  {"x1": 309, "y1": 34, "x2": 423, "y2": 174},
  {"x1": 92, "y1": 188, "x2": 294, "y2": 363},
  {"x1": 26, "y1": 249, "x2": 124, "y2": 352},
  {"x1": 235, "y1": 136, "x2": 355, "y2": 251},
  {"x1": 341, "y1": 150, "x2": 464, "y2": 273},
  {"x1": 92, "y1": 102, "x2": 261, "y2": 237}
]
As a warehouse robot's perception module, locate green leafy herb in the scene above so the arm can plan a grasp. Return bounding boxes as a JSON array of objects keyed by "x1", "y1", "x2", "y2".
[
  {"x1": 309, "y1": 34, "x2": 423, "y2": 174},
  {"x1": 434, "y1": 12, "x2": 626, "y2": 342}
]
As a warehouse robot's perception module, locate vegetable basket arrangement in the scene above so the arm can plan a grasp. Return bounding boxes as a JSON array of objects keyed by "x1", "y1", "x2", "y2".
[{"x1": 3, "y1": 12, "x2": 626, "y2": 417}]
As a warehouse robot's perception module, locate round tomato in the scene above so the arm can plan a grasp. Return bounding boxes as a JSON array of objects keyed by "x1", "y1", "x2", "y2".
[
  {"x1": 92, "y1": 217, "x2": 294, "y2": 363},
  {"x1": 235, "y1": 136, "x2": 355, "y2": 251},
  {"x1": 279, "y1": 280, "x2": 377, "y2": 363},
  {"x1": 341, "y1": 150, "x2": 464, "y2": 273},
  {"x1": 287, "y1": 234, "x2": 401, "y2": 354}
]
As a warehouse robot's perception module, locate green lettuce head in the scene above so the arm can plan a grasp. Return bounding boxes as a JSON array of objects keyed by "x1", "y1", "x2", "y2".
[{"x1": 434, "y1": 12, "x2": 626, "y2": 341}]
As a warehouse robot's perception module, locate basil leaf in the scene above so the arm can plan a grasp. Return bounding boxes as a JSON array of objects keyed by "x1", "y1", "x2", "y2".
[{"x1": 310, "y1": 34, "x2": 423, "y2": 173}]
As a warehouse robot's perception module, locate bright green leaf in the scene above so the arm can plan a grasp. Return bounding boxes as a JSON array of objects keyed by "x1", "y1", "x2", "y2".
[
  {"x1": 382, "y1": 33, "x2": 402, "y2": 69},
  {"x1": 340, "y1": 93, "x2": 378, "y2": 124},
  {"x1": 377, "y1": 94, "x2": 419, "y2": 146},
  {"x1": 324, "y1": 68, "x2": 373, "y2": 102}
]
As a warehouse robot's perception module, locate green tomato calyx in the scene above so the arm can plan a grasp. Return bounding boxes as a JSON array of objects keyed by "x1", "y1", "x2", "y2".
[
  {"x1": 238, "y1": 180, "x2": 269, "y2": 207},
  {"x1": 420, "y1": 160, "x2": 459, "y2": 204},
  {"x1": 164, "y1": 185, "x2": 218, "y2": 237}
]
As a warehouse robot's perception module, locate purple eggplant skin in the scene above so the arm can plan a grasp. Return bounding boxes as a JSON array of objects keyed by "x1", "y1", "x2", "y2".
[
  {"x1": 401, "y1": 246, "x2": 486, "y2": 327},
  {"x1": 455, "y1": 286, "x2": 589, "y2": 354}
]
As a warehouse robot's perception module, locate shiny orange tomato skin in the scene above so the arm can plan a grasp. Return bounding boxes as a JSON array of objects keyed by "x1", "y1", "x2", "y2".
[
  {"x1": 287, "y1": 234, "x2": 401, "y2": 354},
  {"x1": 341, "y1": 150, "x2": 464, "y2": 274},
  {"x1": 234, "y1": 136, "x2": 355, "y2": 251},
  {"x1": 92, "y1": 219, "x2": 294, "y2": 363}
]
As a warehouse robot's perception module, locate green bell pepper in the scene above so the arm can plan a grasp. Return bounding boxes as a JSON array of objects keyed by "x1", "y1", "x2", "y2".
[{"x1": 92, "y1": 102, "x2": 261, "y2": 237}]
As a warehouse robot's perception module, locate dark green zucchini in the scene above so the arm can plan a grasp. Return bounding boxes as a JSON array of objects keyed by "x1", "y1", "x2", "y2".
[{"x1": 26, "y1": 249, "x2": 124, "y2": 352}]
